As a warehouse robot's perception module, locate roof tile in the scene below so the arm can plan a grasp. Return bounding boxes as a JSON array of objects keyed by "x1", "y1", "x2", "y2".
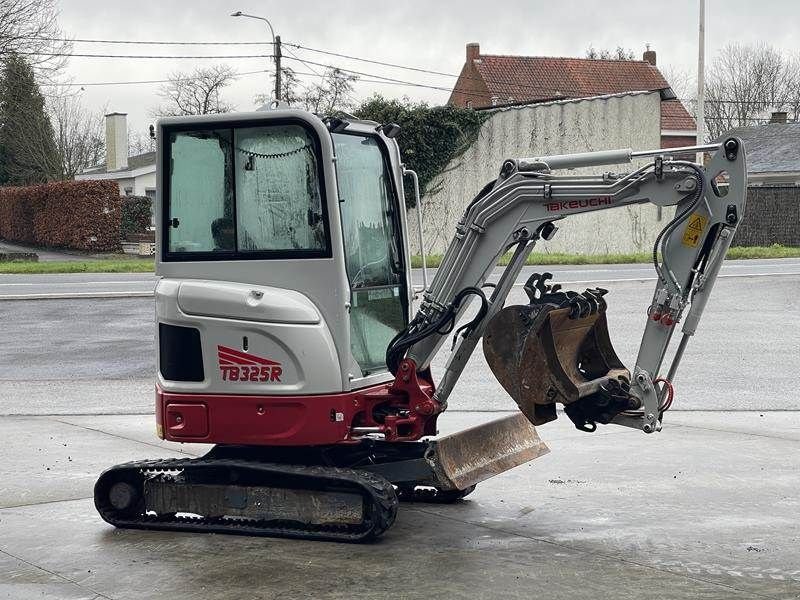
[
  {"x1": 473, "y1": 55, "x2": 670, "y2": 103},
  {"x1": 661, "y1": 100, "x2": 696, "y2": 130}
]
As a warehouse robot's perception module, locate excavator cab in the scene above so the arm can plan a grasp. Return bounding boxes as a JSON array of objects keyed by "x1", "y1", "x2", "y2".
[{"x1": 155, "y1": 110, "x2": 415, "y2": 438}]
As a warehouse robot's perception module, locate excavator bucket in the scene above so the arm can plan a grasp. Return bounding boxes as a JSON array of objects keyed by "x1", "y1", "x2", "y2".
[{"x1": 483, "y1": 273, "x2": 638, "y2": 431}]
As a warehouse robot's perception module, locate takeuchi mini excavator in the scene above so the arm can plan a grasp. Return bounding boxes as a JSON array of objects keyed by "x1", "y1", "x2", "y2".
[{"x1": 94, "y1": 108, "x2": 747, "y2": 541}]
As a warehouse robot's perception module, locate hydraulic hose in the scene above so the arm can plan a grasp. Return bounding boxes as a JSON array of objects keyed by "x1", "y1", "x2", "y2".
[{"x1": 652, "y1": 161, "x2": 706, "y2": 292}]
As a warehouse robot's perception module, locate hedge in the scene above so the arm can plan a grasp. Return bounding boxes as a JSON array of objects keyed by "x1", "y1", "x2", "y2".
[
  {"x1": 121, "y1": 195, "x2": 152, "y2": 238},
  {"x1": 0, "y1": 180, "x2": 122, "y2": 252}
]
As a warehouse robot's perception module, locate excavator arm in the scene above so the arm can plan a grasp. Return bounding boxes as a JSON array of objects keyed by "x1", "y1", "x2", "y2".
[{"x1": 391, "y1": 139, "x2": 747, "y2": 434}]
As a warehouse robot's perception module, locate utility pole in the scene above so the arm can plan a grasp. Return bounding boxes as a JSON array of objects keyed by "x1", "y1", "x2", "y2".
[
  {"x1": 231, "y1": 11, "x2": 281, "y2": 102},
  {"x1": 274, "y1": 35, "x2": 282, "y2": 102},
  {"x1": 696, "y1": 0, "x2": 706, "y2": 160}
]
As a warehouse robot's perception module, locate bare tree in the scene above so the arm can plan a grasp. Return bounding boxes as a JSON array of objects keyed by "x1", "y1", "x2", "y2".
[
  {"x1": 0, "y1": 0, "x2": 71, "y2": 79},
  {"x1": 128, "y1": 129, "x2": 155, "y2": 157},
  {"x1": 659, "y1": 64, "x2": 696, "y2": 105},
  {"x1": 704, "y1": 43, "x2": 800, "y2": 140},
  {"x1": 585, "y1": 45, "x2": 635, "y2": 61},
  {"x1": 152, "y1": 65, "x2": 236, "y2": 116},
  {"x1": 47, "y1": 91, "x2": 105, "y2": 178},
  {"x1": 254, "y1": 67, "x2": 301, "y2": 107},
  {"x1": 254, "y1": 67, "x2": 358, "y2": 115},
  {"x1": 300, "y1": 68, "x2": 358, "y2": 114}
]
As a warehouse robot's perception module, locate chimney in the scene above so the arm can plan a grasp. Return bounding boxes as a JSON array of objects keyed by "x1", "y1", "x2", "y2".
[
  {"x1": 643, "y1": 44, "x2": 656, "y2": 65},
  {"x1": 466, "y1": 42, "x2": 480, "y2": 62},
  {"x1": 105, "y1": 112, "x2": 128, "y2": 171},
  {"x1": 769, "y1": 111, "x2": 788, "y2": 124}
]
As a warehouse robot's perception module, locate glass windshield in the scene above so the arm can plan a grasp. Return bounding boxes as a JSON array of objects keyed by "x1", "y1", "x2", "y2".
[
  {"x1": 333, "y1": 132, "x2": 406, "y2": 376},
  {"x1": 334, "y1": 134, "x2": 402, "y2": 288},
  {"x1": 165, "y1": 122, "x2": 328, "y2": 258}
]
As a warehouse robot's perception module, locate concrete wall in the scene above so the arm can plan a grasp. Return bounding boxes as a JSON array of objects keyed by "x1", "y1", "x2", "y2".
[
  {"x1": 733, "y1": 185, "x2": 800, "y2": 246},
  {"x1": 407, "y1": 92, "x2": 667, "y2": 256}
]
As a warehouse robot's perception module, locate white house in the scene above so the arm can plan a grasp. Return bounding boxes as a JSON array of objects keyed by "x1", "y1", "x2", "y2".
[{"x1": 75, "y1": 112, "x2": 156, "y2": 202}]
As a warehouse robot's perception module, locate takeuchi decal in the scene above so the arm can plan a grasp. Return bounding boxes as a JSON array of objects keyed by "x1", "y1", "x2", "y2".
[
  {"x1": 546, "y1": 196, "x2": 613, "y2": 212},
  {"x1": 217, "y1": 345, "x2": 282, "y2": 383}
]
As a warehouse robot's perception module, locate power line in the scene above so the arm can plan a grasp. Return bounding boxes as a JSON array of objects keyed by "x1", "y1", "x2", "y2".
[
  {"x1": 4, "y1": 50, "x2": 275, "y2": 60},
  {"x1": 20, "y1": 36, "x2": 790, "y2": 109},
  {"x1": 13, "y1": 34, "x2": 690, "y2": 102},
  {"x1": 41, "y1": 69, "x2": 271, "y2": 87},
  {"x1": 283, "y1": 42, "x2": 460, "y2": 79},
  {"x1": 18, "y1": 36, "x2": 269, "y2": 46}
]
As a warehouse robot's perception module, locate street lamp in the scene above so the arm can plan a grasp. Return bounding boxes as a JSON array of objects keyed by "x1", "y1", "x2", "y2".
[{"x1": 230, "y1": 11, "x2": 282, "y2": 101}]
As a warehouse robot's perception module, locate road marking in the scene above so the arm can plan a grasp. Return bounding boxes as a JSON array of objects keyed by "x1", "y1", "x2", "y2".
[
  {"x1": 1, "y1": 271, "x2": 797, "y2": 300},
  {"x1": 0, "y1": 279, "x2": 155, "y2": 286},
  {"x1": 0, "y1": 291, "x2": 154, "y2": 300}
]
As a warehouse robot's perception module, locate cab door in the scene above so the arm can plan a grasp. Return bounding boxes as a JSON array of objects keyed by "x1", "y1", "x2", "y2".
[{"x1": 332, "y1": 131, "x2": 408, "y2": 378}]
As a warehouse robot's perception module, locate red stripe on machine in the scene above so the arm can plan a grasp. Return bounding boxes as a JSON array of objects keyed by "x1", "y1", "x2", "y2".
[
  {"x1": 217, "y1": 345, "x2": 281, "y2": 365},
  {"x1": 217, "y1": 345, "x2": 283, "y2": 383}
]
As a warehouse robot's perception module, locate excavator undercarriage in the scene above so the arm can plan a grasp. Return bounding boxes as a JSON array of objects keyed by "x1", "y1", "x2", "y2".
[{"x1": 95, "y1": 413, "x2": 547, "y2": 540}]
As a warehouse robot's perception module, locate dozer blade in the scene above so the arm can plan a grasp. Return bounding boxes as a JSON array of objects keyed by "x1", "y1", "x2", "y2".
[
  {"x1": 427, "y1": 412, "x2": 549, "y2": 490},
  {"x1": 483, "y1": 274, "x2": 637, "y2": 431}
]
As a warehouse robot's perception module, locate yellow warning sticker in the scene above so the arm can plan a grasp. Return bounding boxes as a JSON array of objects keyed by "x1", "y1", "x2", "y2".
[{"x1": 681, "y1": 213, "x2": 708, "y2": 248}]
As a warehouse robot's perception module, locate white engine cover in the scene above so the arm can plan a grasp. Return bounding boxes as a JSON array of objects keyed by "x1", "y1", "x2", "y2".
[{"x1": 156, "y1": 279, "x2": 343, "y2": 395}]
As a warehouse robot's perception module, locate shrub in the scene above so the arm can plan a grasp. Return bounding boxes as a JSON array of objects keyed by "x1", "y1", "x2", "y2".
[
  {"x1": 0, "y1": 180, "x2": 122, "y2": 251},
  {"x1": 121, "y1": 195, "x2": 152, "y2": 238}
]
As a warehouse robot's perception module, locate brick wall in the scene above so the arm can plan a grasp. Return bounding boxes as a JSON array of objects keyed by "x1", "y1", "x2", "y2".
[
  {"x1": 733, "y1": 185, "x2": 800, "y2": 246},
  {"x1": 448, "y1": 45, "x2": 492, "y2": 109},
  {"x1": 660, "y1": 135, "x2": 696, "y2": 149}
]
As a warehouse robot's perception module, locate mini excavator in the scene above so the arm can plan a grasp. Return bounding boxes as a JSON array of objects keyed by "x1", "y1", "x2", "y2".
[{"x1": 94, "y1": 108, "x2": 746, "y2": 541}]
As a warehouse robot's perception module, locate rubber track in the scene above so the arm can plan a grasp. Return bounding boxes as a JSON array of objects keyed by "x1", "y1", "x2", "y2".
[{"x1": 94, "y1": 457, "x2": 398, "y2": 542}]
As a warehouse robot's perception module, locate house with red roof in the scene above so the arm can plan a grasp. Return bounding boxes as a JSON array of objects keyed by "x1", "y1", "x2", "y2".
[{"x1": 448, "y1": 43, "x2": 696, "y2": 150}]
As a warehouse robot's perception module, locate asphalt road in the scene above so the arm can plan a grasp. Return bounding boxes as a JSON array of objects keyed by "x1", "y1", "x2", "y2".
[{"x1": 1, "y1": 260, "x2": 797, "y2": 415}]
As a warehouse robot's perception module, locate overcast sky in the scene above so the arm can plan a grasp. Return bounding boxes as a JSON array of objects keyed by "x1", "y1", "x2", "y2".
[{"x1": 53, "y1": 0, "x2": 800, "y2": 139}]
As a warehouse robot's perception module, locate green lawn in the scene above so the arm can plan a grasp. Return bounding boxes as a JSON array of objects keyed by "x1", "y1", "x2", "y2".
[
  {"x1": 410, "y1": 245, "x2": 800, "y2": 269},
  {"x1": 0, "y1": 258, "x2": 156, "y2": 274},
  {"x1": 0, "y1": 245, "x2": 797, "y2": 274}
]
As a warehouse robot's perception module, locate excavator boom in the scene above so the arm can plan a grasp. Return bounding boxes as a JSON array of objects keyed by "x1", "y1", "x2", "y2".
[{"x1": 395, "y1": 139, "x2": 746, "y2": 434}]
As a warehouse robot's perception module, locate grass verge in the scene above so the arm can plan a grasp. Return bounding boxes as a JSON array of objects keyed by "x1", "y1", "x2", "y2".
[
  {"x1": 0, "y1": 245, "x2": 797, "y2": 274},
  {"x1": 410, "y1": 245, "x2": 800, "y2": 269},
  {"x1": 0, "y1": 258, "x2": 155, "y2": 274}
]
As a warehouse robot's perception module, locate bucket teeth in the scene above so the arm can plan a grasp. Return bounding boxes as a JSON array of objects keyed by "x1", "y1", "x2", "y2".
[{"x1": 483, "y1": 273, "x2": 636, "y2": 432}]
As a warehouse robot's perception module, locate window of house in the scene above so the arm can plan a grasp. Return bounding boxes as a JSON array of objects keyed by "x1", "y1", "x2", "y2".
[{"x1": 163, "y1": 121, "x2": 329, "y2": 260}]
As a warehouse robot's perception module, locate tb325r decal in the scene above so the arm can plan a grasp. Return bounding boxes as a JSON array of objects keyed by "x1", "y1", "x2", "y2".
[{"x1": 217, "y1": 345, "x2": 283, "y2": 383}]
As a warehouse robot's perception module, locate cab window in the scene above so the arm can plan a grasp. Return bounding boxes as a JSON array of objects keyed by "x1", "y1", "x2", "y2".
[
  {"x1": 333, "y1": 132, "x2": 406, "y2": 376},
  {"x1": 164, "y1": 122, "x2": 329, "y2": 260}
]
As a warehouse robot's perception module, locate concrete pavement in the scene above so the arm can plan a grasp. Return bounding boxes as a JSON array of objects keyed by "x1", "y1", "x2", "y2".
[{"x1": 1, "y1": 411, "x2": 799, "y2": 599}]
